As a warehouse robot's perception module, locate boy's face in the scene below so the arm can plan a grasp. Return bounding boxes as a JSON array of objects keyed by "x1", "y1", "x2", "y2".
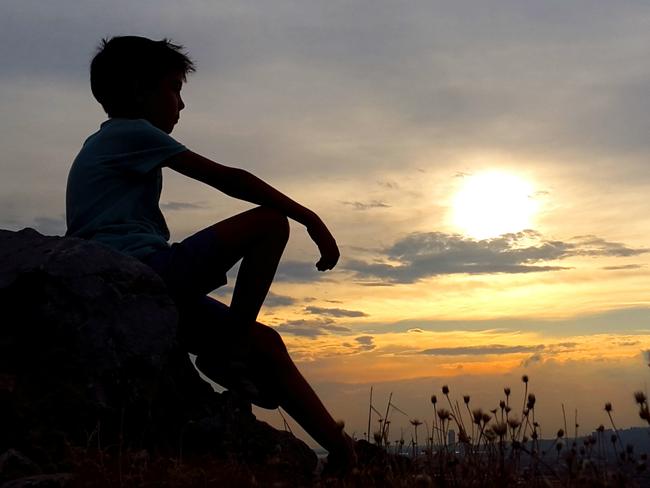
[{"x1": 141, "y1": 71, "x2": 185, "y2": 134}]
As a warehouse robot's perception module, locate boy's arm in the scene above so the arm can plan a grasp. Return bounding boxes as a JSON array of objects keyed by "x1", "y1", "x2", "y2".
[{"x1": 165, "y1": 150, "x2": 339, "y2": 271}]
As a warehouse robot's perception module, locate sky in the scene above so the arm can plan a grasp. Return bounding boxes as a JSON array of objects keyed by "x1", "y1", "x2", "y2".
[{"x1": 2, "y1": 0, "x2": 650, "y2": 448}]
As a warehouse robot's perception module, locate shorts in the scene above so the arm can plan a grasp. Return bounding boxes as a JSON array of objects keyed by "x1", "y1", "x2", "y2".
[{"x1": 141, "y1": 226, "x2": 234, "y2": 354}]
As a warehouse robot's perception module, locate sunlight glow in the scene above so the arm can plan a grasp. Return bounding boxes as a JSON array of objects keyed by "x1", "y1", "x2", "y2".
[{"x1": 452, "y1": 171, "x2": 539, "y2": 239}]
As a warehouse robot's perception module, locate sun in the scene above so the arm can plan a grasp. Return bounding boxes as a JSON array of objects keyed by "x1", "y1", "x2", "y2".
[{"x1": 452, "y1": 171, "x2": 539, "y2": 239}]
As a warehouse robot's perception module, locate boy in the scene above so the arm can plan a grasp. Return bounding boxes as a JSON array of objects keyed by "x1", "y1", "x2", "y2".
[{"x1": 66, "y1": 36, "x2": 355, "y2": 470}]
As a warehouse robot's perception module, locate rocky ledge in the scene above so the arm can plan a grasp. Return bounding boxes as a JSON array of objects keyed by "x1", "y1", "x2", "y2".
[{"x1": 0, "y1": 228, "x2": 316, "y2": 486}]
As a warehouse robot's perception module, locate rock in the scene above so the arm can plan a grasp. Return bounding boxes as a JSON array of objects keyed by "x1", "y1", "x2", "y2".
[
  {"x1": 0, "y1": 473, "x2": 74, "y2": 488},
  {"x1": 0, "y1": 228, "x2": 316, "y2": 482},
  {"x1": 0, "y1": 450, "x2": 42, "y2": 483}
]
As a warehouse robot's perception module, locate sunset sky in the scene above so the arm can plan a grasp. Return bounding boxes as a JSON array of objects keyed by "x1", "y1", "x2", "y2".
[{"x1": 2, "y1": 0, "x2": 650, "y2": 448}]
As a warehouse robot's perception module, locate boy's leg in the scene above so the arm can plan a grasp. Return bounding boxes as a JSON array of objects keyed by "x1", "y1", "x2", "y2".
[
  {"x1": 152, "y1": 205, "x2": 289, "y2": 349},
  {"x1": 194, "y1": 205, "x2": 289, "y2": 325},
  {"x1": 196, "y1": 317, "x2": 355, "y2": 468}
]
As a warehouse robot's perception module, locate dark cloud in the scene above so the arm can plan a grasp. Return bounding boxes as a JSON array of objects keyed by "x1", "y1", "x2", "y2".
[
  {"x1": 274, "y1": 318, "x2": 351, "y2": 338},
  {"x1": 275, "y1": 260, "x2": 322, "y2": 283},
  {"x1": 264, "y1": 292, "x2": 296, "y2": 308},
  {"x1": 521, "y1": 352, "x2": 544, "y2": 368},
  {"x1": 344, "y1": 231, "x2": 648, "y2": 283},
  {"x1": 305, "y1": 306, "x2": 368, "y2": 318},
  {"x1": 602, "y1": 264, "x2": 643, "y2": 271},
  {"x1": 420, "y1": 344, "x2": 544, "y2": 356},
  {"x1": 340, "y1": 200, "x2": 390, "y2": 210},
  {"x1": 355, "y1": 335, "x2": 375, "y2": 351},
  {"x1": 160, "y1": 201, "x2": 206, "y2": 211}
]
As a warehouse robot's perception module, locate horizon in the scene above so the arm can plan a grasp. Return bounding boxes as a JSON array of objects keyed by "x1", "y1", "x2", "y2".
[{"x1": 2, "y1": 0, "x2": 650, "y2": 450}]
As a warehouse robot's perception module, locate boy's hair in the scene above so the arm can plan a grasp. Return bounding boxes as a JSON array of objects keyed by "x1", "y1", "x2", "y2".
[{"x1": 90, "y1": 36, "x2": 195, "y2": 117}]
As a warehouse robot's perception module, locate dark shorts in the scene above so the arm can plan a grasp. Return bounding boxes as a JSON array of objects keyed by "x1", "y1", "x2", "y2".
[{"x1": 141, "y1": 226, "x2": 234, "y2": 354}]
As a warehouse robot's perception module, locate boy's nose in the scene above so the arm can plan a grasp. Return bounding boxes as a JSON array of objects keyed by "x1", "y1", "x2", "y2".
[{"x1": 179, "y1": 97, "x2": 185, "y2": 111}]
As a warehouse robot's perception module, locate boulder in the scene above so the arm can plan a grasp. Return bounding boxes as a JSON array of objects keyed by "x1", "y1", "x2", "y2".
[{"x1": 0, "y1": 228, "x2": 316, "y2": 484}]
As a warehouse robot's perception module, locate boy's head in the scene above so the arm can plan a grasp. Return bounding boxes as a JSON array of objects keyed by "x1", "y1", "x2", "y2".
[{"x1": 90, "y1": 36, "x2": 195, "y2": 131}]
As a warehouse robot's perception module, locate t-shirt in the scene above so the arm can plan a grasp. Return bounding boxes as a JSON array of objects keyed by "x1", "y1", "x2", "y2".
[{"x1": 66, "y1": 118, "x2": 187, "y2": 258}]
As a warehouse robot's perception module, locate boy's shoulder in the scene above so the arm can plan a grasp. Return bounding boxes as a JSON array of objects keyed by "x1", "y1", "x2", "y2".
[{"x1": 80, "y1": 118, "x2": 185, "y2": 158}]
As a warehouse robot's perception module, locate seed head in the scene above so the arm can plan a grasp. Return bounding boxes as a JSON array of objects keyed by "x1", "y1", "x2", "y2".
[
  {"x1": 634, "y1": 391, "x2": 647, "y2": 405},
  {"x1": 557, "y1": 429, "x2": 565, "y2": 438},
  {"x1": 463, "y1": 395, "x2": 470, "y2": 405},
  {"x1": 597, "y1": 424, "x2": 605, "y2": 433},
  {"x1": 442, "y1": 385, "x2": 450, "y2": 395},
  {"x1": 492, "y1": 422, "x2": 507, "y2": 437},
  {"x1": 482, "y1": 413, "x2": 492, "y2": 425},
  {"x1": 430, "y1": 394, "x2": 437, "y2": 405},
  {"x1": 499, "y1": 400, "x2": 506, "y2": 409},
  {"x1": 504, "y1": 386, "x2": 511, "y2": 397},
  {"x1": 437, "y1": 409, "x2": 451, "y2": 421},
  {"x1": 410, "y1": 418, "x2": 423, "y2": 427},
  {"x1": 527, "y1": 393, "x2": 536, "y2": 409},
  {"x1": 604, "y1": 402, "x2": 613, "y2": 413},
  {"x1": 505, "y1": 406, "x2": 512, "y2": 414},
  {"x1": 507, "y1": 417, "x2": 521, "y2": 430},
  {"x1": 472, "y1": 408, "x2": 484, "y2": 424},
  {"x1": 522, "y1": 375, "x2": 529, "y2": 384}
]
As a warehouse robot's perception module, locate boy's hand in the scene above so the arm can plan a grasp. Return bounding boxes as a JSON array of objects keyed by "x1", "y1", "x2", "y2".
[{"x1": 307, "y1": 218, "x2": 340, "y2": 271}]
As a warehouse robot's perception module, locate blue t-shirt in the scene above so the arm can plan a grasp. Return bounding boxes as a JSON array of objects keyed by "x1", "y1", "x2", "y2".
[{"x1": 66, "y1": 118, "x2": 187, "y2": 258}]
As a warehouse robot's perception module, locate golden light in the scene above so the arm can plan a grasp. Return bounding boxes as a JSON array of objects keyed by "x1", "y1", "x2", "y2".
[{"x1": 452, "y1": 171, "x2": 538, "y2": 239}]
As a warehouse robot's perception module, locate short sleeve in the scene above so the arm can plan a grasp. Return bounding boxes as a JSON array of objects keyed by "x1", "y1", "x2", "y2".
[{"x1": 100, "y1": 119, "x2": 187, "y2": 175}]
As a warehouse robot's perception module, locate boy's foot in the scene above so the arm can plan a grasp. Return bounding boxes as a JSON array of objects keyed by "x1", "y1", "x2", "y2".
[
  {"x1": 322, "y1": 433, "x2": 358, "y2": 478},
  {"x1": 194, "y1": 354, "x2": 280, "y2": 409}
]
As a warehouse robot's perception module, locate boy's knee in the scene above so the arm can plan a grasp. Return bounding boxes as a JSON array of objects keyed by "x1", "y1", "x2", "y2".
[
  {"x1": 253, "y1": 323, "x2": 287, "y2": 353},
  {"x1": 255, "y1": 206, "x2": 290, "y2": 242}
]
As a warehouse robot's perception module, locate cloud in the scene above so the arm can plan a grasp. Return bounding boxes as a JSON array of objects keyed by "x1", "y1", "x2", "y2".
[
  {"x1": 305, "y1": 306, "x2": 368, "y2": 317},
  {"x1": 340, "y1": 200, "x2": 390, "y2": 210},
  {"x1": 275, "y1": 260, "x2": 323, "y2": 282},
  {"x1": 344, "y1": 230, "x2": 648, "y2": 283},
  {"x1": 160, "y1": 201, "x2": 206, "y2": 211},
  {"x1": 264, "y1": 292, "x2": 297, "y2": 308},
  {"x1": 602, "y1": 264, "x2": 643, "y2": 271},
  {"x1": 274, "y1": 318, "x2": 351, "y2": 338},
  {"x1": 420, "y1": 344, "x2": 545, "y2": 356},
  {"x1": 521, "y1": 352, "x2": 544, "y2": 368},
  {"x1": 355, "y1": 335, "x2": 376, "y2": 351}
]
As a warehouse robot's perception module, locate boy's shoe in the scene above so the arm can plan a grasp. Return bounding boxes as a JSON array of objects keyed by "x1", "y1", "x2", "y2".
[
  {"x1": 321, "y1": 433, "x2": 358, "y2": 479},
  {"x1": 194, "y1": 354, "x2": 280, "y2": 409}
]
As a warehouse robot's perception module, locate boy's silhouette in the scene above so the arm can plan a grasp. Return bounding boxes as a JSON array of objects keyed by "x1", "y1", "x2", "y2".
[{"x1": 66, "y1": 36, "x2": 355, "y2": 471}]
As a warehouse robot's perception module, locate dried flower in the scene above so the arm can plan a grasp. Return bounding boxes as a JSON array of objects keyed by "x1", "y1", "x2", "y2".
[
  {"x1": 472, "y1": 408, "x2": 484, "y2": 425},
  {"x1": 557, "y1": 428, "x2": 565, "y2": 438},
  {"x1": 634, "y1": 391, "x2": 647, "y2": 405},
  {"x1": 504, "y1": 386, "x2": 511, "y2": 397},
  {"x1": 522, "y1": 375, "x2": 529, "y2": 384},
  {"x1": 442, "y1": 385, "x2": 450, "y2": 395},
  {"x1": 507, "y1": 417, "x2": 521, "y2": 430},
  {"x1": 527, "y1": 393, "x2": 536, "y2": 409},
  {"x1": 437, "y1": 409, "x2": 451, "y2": 421},
  {"x1": 430, "y1": 394, "x2": 437, "y2": 405},
  {"x1": 499, "y1": 400, "x2": 506, "y2": 409},
  {"x1": 604, "y1": 402, "x2": 613, "y2": 413},
  {"x1": 463, "y1": 395, "x2": 470, "y2": 405},
  {"x1": 492, "y1": 422, "x2": 507, "y2": 437}
]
